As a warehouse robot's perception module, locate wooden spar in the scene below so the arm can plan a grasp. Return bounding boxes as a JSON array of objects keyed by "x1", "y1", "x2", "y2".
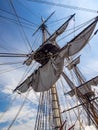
[
  {"x1": 66, "y1": 56, "x2": 98, "y2": 127},
  {"x1": 62, "y1": 96, "x2": 98, "y2": 113}
]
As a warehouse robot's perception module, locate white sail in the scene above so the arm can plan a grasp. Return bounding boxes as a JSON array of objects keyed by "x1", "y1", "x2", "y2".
[
  {"x1": 14, "y1": 54, "x2": 64, "y2": 92},
  {"x1": 60, "y1": 17, "x2": 98, "y2": 57}
]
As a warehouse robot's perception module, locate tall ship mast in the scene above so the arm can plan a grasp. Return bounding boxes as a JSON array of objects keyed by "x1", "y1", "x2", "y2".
[
  {"x1": 34, "y1": 16, "x2": 63, "y2": 130},
  {"x1": 0, "y1": 0, "x2": 98, "y2": 130}
]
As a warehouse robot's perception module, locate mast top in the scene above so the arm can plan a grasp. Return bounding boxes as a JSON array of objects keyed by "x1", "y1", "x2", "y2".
[{"x1": 32, "y1": 11, "x2": 55, "y2": 36}]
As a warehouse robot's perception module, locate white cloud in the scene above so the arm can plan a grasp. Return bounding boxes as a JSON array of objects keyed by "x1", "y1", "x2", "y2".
[
  {"x1": 0, "y1": 98, "x2": 38, "y2": 130},
  {"x1": 85, "y1": 125, "x2": 97, "y2": 130}
]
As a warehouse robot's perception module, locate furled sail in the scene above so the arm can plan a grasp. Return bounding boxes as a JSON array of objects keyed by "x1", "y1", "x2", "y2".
[{"x1": 60, "y1": 16, "x2": 98, "y2": 57}]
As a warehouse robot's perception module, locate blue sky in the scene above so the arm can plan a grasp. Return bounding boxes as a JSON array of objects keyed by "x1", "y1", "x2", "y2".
[{"x1": 0, "y1": 0, "x2": 98, "y2": 130}]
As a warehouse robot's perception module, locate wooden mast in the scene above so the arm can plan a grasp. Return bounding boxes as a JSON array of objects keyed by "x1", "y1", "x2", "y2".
[
  {"x1": 41, "y1": 19, "x2": 63, "y2": 129},
  {"x1": 35, "y1": 16, "x2": 63, "y2": 130},
  {"x1": 41, "y1": 17, "x2": 47, "y2": 43},
  {"x1": 51, "y1": 85, "x2": 62, "y2": 129}
]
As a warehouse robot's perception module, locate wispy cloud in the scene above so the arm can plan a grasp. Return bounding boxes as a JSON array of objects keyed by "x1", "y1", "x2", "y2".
[{"x1": 0, "y1": 105, "x2": 37, "y2": 130}]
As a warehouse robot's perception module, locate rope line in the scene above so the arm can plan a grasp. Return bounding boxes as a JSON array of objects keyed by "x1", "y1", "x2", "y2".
[
  {"x1": 9, "y1": 0, "x2": 33, "y2": 52},
  {"x1": 7, "y1": 91, "x2": 30, "y2": 130}
]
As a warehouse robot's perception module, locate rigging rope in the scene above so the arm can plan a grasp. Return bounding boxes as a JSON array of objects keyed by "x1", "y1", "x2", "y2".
[
  {"x1": 17, "y1": 0, "x2": 41, "y2": 19},
  {"x1": 47, "y1": 16, "x2": 69, "y2": 25},
  {"x1": 34, "y1": 93, "x2": 41, "y2": 130},
  {"x1": 31, "y1": 30, "x2": 42, "y2": 50},
  {"x1": 0, "y1": 15, "x2": 35, "y2": 30},
  {"x1": 0, "y1": 38, "x2": 27, "y2": 53},
  {"x1": 60, "y1": 76, "x2": 88, "y2": 129},
  {"x1": 0, "y1": 8, "x2": 38, "y2": 27},
  {"x1": 0, "y1": 65, "x2": 25, "y2": 75},
  {"x1": 7, "y1": 91, "x2": 30, "y2": 130},
  {"x1": 28, "y1": 0, "x2": 98, "y2": 14},
  {"x1": 62, "y1": 96, "x2": 98, "y2": 113},
  {"x1": 0, "y1": 86, "x2": 38, "y2": 130},
  {"x1": 36, "y1": 92, "x2": 44, "y2": 130},
  {"x1": 9, "y1": 0, "x2": 33, "y2": 52},
  {"x1": 0, "y1": 61, "x2": 23, "y2": 66}
]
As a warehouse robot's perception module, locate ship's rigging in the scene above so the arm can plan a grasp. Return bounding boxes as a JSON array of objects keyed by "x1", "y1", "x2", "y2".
[{"x1": 0, "y1": 0, "x2": 98, "y2": 130}]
